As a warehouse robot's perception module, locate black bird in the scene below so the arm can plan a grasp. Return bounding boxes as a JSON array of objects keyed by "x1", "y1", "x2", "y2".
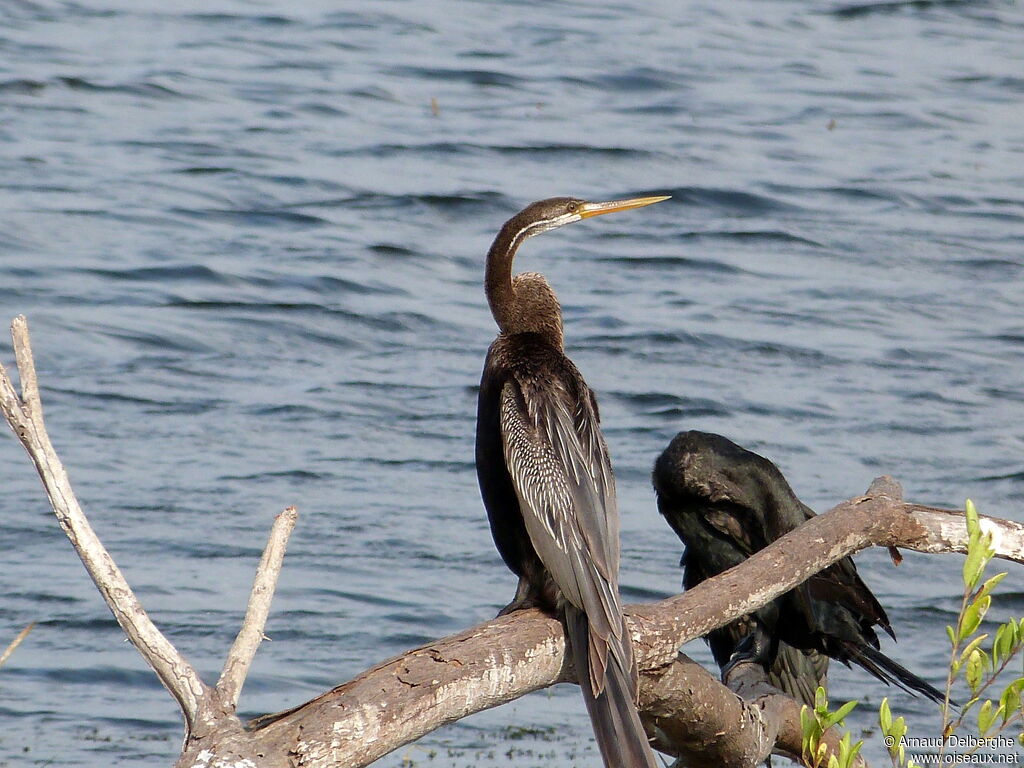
[
  {"x1": 652, "y1": 430, "x2": 945, "y2": 705},
  {"x1": 476, "y1": 195, "x2": 668, "y2": 768}
]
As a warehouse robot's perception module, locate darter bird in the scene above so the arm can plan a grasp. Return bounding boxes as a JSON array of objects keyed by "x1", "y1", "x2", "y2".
[{"x1": 476, "y1": 195, "x2": 668, "y2": 768}]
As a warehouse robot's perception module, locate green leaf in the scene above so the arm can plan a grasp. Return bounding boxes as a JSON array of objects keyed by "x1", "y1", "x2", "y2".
[
  {"x1": 961, "y1": 634, "x2": 990, "y2": 664},
  {"x1": 879, "y1": 697, "x2": 892, "y2": 733},
  {"x1": 960, "y1": 696, "x2": 981, "y2": 718},
  {"x1": 835, "y1": 699, "x2": 858, "y2": 720},
  {"x1": 816, "y1": 740, "x2": 829, "y2": 766},
  {"x1": 823, "y1": 699, "x2": 858, "y2": 730},
  {"x1": 801, "y1": 705, "x2": 813, "y2": 739},
  {"x1": 967, "y1": 649, "x2": 984, "y2": 693},
  {"x1": 960, "y1": 597, "x2": 990, "y2": 641},
  {"x1": 835, "y1": 731, "x2": 861, "y2": 768},
  {"x1": 978, "y1": 699, "x2": 995, "y2": 734},
  {"x1": 815, "y1": 686, "x2": 828, "y2": 714},
  {"x1": 960, "y1": 603, "x2": 980, "y2": 642},
  {"x1": 976, "y1": 572, "x2": 1007, "y2": 602},
  {"x1": 1001, "y1": 681, "x2": 1023, "y2": 723},
  {"x1": 965, "y1": 499, "x2": 979, "y2": 536},
  {"x1": 800, "y1": 704, "x2": 822, "y2": 759},
  {"x1": 994, "y1": 624, "x2": 1012, "y2": 667},
  {"x1": 845, "y1": 739, "x2": 863, "y2": 768},
  {"x1": 992, "y1": 703, "x2": 1006, "y2": 733},
  {"x1": 963, "y1": 541, "x2": 987, "y2": 591},
  {"x1": 947, "y1": 624, "x2": 957, "y2": 649}
]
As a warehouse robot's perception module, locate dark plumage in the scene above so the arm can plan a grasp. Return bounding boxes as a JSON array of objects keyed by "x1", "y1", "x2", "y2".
[
  {"x1": 652, "y1": 430, "x2": 945, "y2": 705},
  {"x1": 476, "y1": 195, "x2": 667, "y2": 768}
]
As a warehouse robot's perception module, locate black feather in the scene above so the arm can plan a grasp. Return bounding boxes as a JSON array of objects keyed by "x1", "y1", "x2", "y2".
[{"x1": 653, "y1": 430, "x2": 944, "y2": 705}]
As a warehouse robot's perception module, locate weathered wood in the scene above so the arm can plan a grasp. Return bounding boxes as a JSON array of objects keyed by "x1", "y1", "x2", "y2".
[
  {"x1": 180, "y1": 484, "x2": 1022, "y2": 768},
  {"x1": 1, "y1": 316, "x2": 210, "y2": 734},
  {"x1": 218, "y1": 506, "x2": 299, "y2": 709},
  {"x1": 633, "y1": 480, "x2": 1024, "y2": 672},
  {"x1": 5, "y1": 315, "x2": 1021, "y2": 768},
  {"x1": 0, "y1": 317, "x2": 296, "y2": 746},
  {"x1": 0, "y1": 622, "x2": 36, "y2": 669},
  {"x1": 647, "y1": 656, "x2": 853, "y2": 768}
]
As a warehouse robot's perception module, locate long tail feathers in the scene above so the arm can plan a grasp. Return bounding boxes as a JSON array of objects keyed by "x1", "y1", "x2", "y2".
[
  {"x1": 847, "y1": 642, "x2": 946, "y2": 704},
  {"x1": 565, "y1": 605, "x2": 659, "y2": 768}
]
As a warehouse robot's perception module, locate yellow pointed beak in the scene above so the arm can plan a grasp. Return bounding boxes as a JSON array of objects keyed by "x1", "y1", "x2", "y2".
[{"x1": 578, "y1": 195, "x2": 671, "y2": 219}]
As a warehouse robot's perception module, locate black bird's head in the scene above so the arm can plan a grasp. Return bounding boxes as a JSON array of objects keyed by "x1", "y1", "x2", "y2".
[{"x1": 652, "y1": 430, "x2": 815, "y2": 551}]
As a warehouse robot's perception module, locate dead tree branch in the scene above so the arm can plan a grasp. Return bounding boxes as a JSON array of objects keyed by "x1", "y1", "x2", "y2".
[
  {"x1": 226, "y1": 476, "x2": 1020, "y2": 768},
  {"x1": 0, "y1": 316, "x2": 210, "y2": 733},
  {"x1": 635, "y1": 474, "x2": 1024, "y2": 671},
  {"x1": 0, "y1": 622, "x2": 36, "y2": 670},
  {"x1": 218, "y1": 506, "x2": 299, "y2": 709},
  {"x1": 645, "y1": 655, "x2": 854, "y2": 767},
  {"x1": 0, "y1": 316, "x2": 296, "y2": 743},
  {"x1": 5, "y1": 315, "x2": 1020, "y2": 768}
]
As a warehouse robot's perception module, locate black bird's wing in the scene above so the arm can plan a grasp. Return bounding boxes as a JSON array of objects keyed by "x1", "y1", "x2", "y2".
[
  {"x1": 498, "y1": 372, "x2": 625, "y2": 694},
  {"x1": 654, "y1": 431, "x2": 945, "y2": 704}
]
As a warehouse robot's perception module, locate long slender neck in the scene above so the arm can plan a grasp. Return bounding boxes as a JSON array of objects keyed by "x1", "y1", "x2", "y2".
[
  {"x1": 484, "y1": 218, "x2": 524, "y2": 331},
  {"x1": 484, "y1": 216, "x2": 564, "y2": 348}
]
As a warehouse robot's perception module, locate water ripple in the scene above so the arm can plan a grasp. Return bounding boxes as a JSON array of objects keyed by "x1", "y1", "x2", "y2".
[{"x1": 2, "y1": 1, "x2": 1021, "y2": 765}]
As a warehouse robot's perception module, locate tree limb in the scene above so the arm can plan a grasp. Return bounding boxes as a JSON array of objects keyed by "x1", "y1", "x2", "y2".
[
  {"x1": 635, "y1": 477, "x2": 1024, "y2": 671},
  {"x1": 5, "y1": 315, "x2": 1019, "y2": 768},
  {"x1": 218, "y1": 505, "x2": 298, "y2": 709},
  {"x1": 0, "y1": 622, "x2": 36, "y2": 670},
  {"x1": 646, "y1": 655, "x2": 858, "y2": 767},
  {"x1": 0, "y1": 316, "x2": 210, "y2": 734},
  {"x1": 229, "y1": 482, "x2": 1018, "y2": 768}
]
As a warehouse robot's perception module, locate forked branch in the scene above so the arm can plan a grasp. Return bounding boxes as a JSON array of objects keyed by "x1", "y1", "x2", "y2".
[
  {"x1": 0, "y1": 316, "x2": 209, "y2": 732},
  {"x1": 231, "y1": 478, "x2": 1020, "y2": 768},
  {"x1": 0, "y1": 316, "x2": 296, "y2": 739},
  {"x1": 218, "y1": 505, "x2": 298, "y2": 708},
  {"x1": 5, "y1": 315, "x2": 1021, "y2": 768}
]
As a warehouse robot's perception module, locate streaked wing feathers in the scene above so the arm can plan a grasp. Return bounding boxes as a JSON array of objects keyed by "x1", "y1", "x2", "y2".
[{"x1": 498, "y1": 376, "x2": 623, "y2": 663}]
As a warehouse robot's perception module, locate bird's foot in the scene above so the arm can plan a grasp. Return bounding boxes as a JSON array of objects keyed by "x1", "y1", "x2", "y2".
[
  {"x1": 496, "y1": 594, "x2": 540, "y2": 616},
  {"x1": 496, "y1": 575, "x2": 553, "y2": 617},
  {"x1": 721, "y1": 629, "x2": 773, "y2": 680}
]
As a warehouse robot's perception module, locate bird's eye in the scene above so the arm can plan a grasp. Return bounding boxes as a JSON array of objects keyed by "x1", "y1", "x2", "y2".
[{"x1": 566, "y1": 201, "x2": 580, "y2": 214}]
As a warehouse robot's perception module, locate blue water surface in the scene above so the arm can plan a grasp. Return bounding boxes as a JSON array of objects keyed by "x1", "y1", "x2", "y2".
[{"x1": 1, "y1": 1, "x2": 1022, "y2": 765}]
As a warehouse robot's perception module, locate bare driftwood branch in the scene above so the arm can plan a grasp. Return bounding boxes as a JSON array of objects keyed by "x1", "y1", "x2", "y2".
[
  {"x1": 216, "y1": 479, "x2": 1019, "y2": 768},
  {"x1": 5, "y1": 315, "x2": 1020, "y2": 768},
  {"x1": 218, "y1": 505, "x2": 298, "y2": 708},
  {"x1": 0, "y1": 317, "x2": 296, "y2": 743},
  {"x1": 0, "y1": 622, "x2": 36, "y2": 669},
  {"x1": 722, "y1": 659, "x2": 860, "y2": 768},
  {"x1": 647, "y1": 656, "x2": 857, "y2": 768},
  {"x1": 0, "y1": 316, "x2": 210, "y2": 733},
  {"x1": 637, "y1": 475, "x2": 1024, "y2": 672}
]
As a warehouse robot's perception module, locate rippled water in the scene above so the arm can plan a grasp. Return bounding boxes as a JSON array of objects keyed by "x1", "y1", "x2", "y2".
[{"x1": 1, "y1": 1, "x2": 1022, "y2": 765}]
